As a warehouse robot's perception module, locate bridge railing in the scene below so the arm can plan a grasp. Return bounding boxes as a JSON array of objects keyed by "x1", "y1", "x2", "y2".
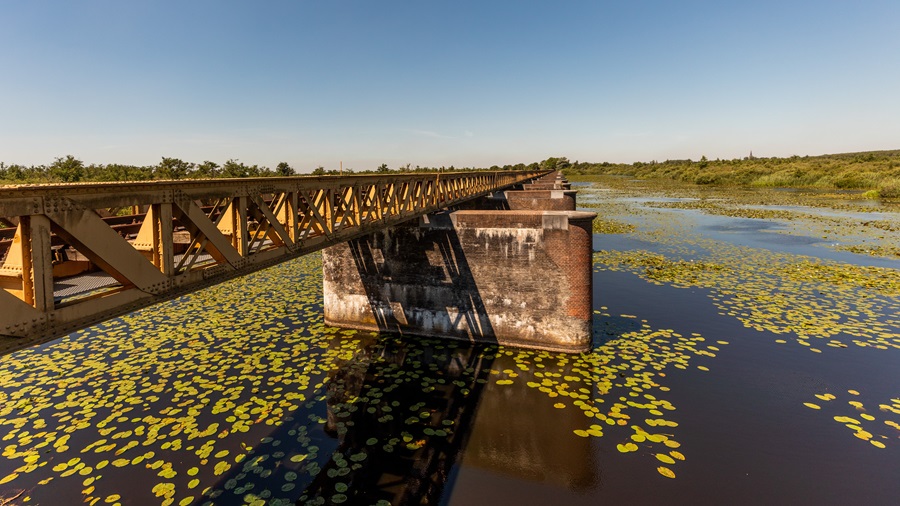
[{"x1": 0, "y1": 170, "x2": 549, "y2": 351}]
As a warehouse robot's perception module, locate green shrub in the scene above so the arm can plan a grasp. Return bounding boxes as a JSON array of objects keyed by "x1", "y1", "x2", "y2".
[
  {"x1": 877, "y1": 177, "x2": 900, "y2": 198},
  {"x1": 833, "y1": 171, "x2": 879, "y2": 189},
  {"x1": 751, "y1": 170, "x2": 798, "y2": 187},
  {"x1": 693, "y1": 172, "x2": 721, "y2": 185}
]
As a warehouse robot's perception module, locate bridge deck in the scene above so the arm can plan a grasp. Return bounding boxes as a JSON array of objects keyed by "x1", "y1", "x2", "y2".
[{"x1": 0, "y1": 170, "x2": 548, "y2": 354}]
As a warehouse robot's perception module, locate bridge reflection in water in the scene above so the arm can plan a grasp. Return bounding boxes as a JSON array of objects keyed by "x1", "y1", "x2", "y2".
[
  {"x1": 302, "y1": 338, "x2": 491, "y2": 504},
  {"x1": 446, "y1": 351, "x2": 600, "y2": 504},
  {"x1": 181, "y1": 333, "x2": 598, "y2": 505},
  {"x1": 175, "y1": 333, "x2": 494, "y2": 504}
]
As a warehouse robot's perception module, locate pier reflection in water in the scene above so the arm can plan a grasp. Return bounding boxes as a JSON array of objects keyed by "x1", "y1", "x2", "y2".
[
  {"x1": 294, "y1": 338, "x2": 599, "y2": 505},
  {"x1": 299, "y1": 337, "x2": 493, "y2": 505},
  {"x1": 459, "y1": 351, "x2": 598, "y2": 493}
]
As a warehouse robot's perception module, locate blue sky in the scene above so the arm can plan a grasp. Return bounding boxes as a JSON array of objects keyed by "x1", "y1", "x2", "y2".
[{"x1": 1, "y1": 1, "x2": 898, "y2": 172}]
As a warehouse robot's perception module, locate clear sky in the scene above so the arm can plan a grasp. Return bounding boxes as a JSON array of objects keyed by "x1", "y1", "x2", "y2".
[{"x1": 1, "y1": 1, "x2": 898, "y2": 172}]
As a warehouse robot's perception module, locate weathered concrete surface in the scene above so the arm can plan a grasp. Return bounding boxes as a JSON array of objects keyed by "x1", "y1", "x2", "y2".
[
  {"x1": 521, "y1": 182, "x2": 572, "y2": 190},
  {"x1": 323, "y1": 210, "x2": 596, "y2": 353},
  {"x1": 504, "y1": 190, "x2": 577, "y2": 211}
]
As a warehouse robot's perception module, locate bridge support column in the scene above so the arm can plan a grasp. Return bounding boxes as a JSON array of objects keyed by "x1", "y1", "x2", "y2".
[
  {"x1": 520, "y1": 170, "x2": 573, "y2": 191},
  {"x1": 322, "y1": 209, "x2": 596, "y2": 353},
  {"x1": 504, "y1": 189, "x2": 578, "y2": 211}
]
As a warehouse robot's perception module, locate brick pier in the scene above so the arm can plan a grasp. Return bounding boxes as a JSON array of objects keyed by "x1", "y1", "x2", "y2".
[{"x1": 322, "y1": 172, "x2": 595, "y2": 352}]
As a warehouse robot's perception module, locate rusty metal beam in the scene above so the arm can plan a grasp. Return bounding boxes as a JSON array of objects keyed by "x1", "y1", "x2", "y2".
[
  {"x1": 46, "y1": 201, "x2": 169, "y2": 292},
  {"x1": 0, "y1": 170, "x2": 550, "y2": 354}
]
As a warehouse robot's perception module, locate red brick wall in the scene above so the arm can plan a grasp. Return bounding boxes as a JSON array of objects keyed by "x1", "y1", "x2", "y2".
[{"x1": 545, "y1": 214, "x2": 593, "y2": 320}]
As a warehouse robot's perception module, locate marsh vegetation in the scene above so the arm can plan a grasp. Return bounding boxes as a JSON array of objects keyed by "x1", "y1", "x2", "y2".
[{"x1": 563, "y1": 150, "x2": 900, "y2": 199}]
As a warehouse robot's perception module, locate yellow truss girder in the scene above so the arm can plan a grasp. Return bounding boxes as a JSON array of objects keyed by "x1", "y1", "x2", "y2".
[{"x1": 0, "y1": 170, "x2": 549, "y2": 354}]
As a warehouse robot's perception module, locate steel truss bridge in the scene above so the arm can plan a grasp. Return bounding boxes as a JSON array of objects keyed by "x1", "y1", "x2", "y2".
[{"x1": 0, "y1": 170, "x2": 548, "y2": 354}]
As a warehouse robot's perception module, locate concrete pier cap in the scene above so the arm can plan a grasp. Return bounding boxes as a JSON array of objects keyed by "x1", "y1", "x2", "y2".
[
  {"x1": 323, "y1": 209, "x2": 597, "y2": 353},
  {"x1": 503, "y1": 189, "x2": 578, "y2": 211},
  {"x1": 522, "y1": 182, "x2": 572, "y2": 191}
]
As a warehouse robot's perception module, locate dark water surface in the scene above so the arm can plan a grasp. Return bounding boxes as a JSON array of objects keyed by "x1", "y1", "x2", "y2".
[{"x1": 1, "y1": 183, "x2": 898, "y2": 505}]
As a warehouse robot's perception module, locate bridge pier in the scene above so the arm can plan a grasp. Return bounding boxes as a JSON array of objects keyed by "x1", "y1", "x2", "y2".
[
  {"x1": 323, "y1": 200, "x2": 596, "y2": 353},
  {"x1": 504, "y1": 189, "x2": 578, "y2": 211}
]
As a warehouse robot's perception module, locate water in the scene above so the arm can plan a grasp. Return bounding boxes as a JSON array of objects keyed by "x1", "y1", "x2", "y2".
[
  {"x1": 646, "y1": 207, "x2": 899, "y2": 268},
  {"x1": 1, "y1": 181, "x2": 898, "y2": 505}
]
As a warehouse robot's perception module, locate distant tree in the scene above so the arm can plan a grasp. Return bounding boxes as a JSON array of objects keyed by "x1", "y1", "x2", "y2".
[
  {"x1": 155, "y1": 157, "x2": 193, "y2": 180},
  {"x1": 275, "y1": 162, "x2": 295, "y2": 176},
  {"x1": 0, "y1": 163, "x2": 19, "y2": 181},
  {"x1": 221, "y1": 159, "x2": 260, "y2": 178},
  {"x1": 4, "y1": 164, "x2": 26, "y2": 181},
  {"x1": 195, "y1": 161, "x2": 220, "y2": 178},
  {"x1": 312, "y1": 166, "x2": 327, "y2": 176},
  {"x1": 101, "y1": 164, "x2": 152, "y2": 181},
  {"x1": 49, "y1": 155, "x2": 85, "y2": 182},
  {"x1": 539, "y1": 157, "x2": 570, "y2": 171},
  {"x1": 376, "y1": 163, "x2": 390, "y2": 173}
]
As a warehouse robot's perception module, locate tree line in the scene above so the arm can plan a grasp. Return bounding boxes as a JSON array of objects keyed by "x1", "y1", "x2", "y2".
[
  {"x1": 0, "y1": 156, "x2": 543, "y2": 184},
  {"x1": 560, "y1": 150, "x2": 900, "y2": 198},
  {"x1": 0, "y1": 156, "x2": 299, "y2": 183},
  {"x1": 14, "y1": 151, "x2": 894, "y2": 197}
]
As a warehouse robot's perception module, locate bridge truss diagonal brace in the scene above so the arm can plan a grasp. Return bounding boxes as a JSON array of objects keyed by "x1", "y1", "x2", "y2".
[
  {"x1": 172, "y1": 198, "x2": 243, "y2": 268},
  {"x1": 275, "y1": 192, "x2": 299, "y2": 244},
  {"x1": 249, "y1": 195, "x2": 293, "y2": 251},
  {"x1": 333, "y1": 187, "x2": 355, "y2": 230},
  {"x1": 46, "y1": 203, "x2": 169, "y2": 294},
  {"x1": 306, "y1": 189, "x2": 335, "y2": 239}
]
